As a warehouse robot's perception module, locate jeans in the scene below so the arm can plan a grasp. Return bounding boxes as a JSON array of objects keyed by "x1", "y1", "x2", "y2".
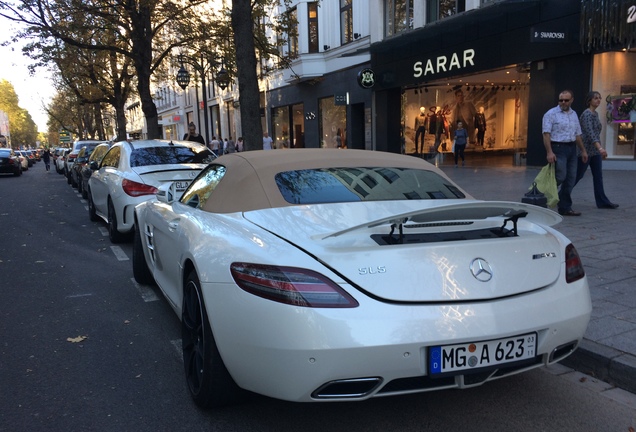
[
  {"x1": 454, "y1": 144, "x2": 466, "y2": 164},
  {"x1": 575, "y1": 154, "x2": 613, "y2": 208},
  {"x1": 552, "y1": 143, "x2": 578, "y2": 212}
]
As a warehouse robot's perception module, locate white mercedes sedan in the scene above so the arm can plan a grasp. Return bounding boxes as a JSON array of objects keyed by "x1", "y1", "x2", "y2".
[
  {"x1": 132, "y1": 149, "x2": 591, "y2": 408},
  {"x1": 87, "y1": 139, "x2": 215, "y2": 243}
]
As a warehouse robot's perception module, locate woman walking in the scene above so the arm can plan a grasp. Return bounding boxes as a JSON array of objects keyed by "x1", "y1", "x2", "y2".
[
  {"x1": 453, "y1": 120, "x2": 468, "y2": 167},
  {"x1": 574, "y1": 91, "x2": 618, "y2": 209}
]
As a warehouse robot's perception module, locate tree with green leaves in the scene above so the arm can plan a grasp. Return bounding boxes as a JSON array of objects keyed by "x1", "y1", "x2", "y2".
[{"x1": 0, "y1": 79, "x2": 38, "y2": 148}]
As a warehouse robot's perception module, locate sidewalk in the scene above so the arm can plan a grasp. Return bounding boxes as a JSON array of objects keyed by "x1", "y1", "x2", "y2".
[{"x1": 434, "y1": 153, "x2": 636, "y2": 393}]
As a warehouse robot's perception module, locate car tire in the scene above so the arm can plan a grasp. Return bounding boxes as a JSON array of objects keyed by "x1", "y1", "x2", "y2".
[
  {"x1": 66, "y1": 169, "x2": 72, "y2": 184},
  {"x1": 88, "y1": 189, "x2": 99, "y2": 222},
  {"x1": 81, "y1": 183, "x2": 88, "y2": 199},
  {"x1": 107, "y1": 199, "x2": 126, "y2": 243},
  {"x1": 77, "y1": 177, "x2": 83, "y2": 194},
  {"x1": 132, "y1": 223, "x2": 155, "y2": 286},
  {"x1": 182, "y1": 271, "x2": 243, "y2": 408}
]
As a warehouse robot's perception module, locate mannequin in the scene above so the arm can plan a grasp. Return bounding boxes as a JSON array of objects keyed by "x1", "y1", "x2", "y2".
[
  {"x1": 414, "y1": 107, "x2": 427, "y2": 154},
  {"x1": 474, "y1": 106, "x2": 487, "y2": 147}
]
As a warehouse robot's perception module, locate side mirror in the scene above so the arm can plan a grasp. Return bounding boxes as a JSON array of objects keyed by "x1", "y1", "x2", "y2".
[
  {"x1": 156, "y1": 182, "x2": 177, "y2": 204},
  {"x1": 89, "y1": 160, "x2": 99, "y2": 170}
]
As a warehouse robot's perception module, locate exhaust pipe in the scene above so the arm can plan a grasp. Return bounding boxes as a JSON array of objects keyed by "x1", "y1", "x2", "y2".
[{"x1": 312, "y1": 377, "x2": 382, "y2": 399}]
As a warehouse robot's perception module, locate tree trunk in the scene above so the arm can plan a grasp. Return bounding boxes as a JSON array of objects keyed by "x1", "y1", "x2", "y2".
[
  {"x1": 131, "y1": 6, "x2": 160, "y2": 139},
  {"x1": 232, "y1": 0, "x2": 263, "y2": 150}
]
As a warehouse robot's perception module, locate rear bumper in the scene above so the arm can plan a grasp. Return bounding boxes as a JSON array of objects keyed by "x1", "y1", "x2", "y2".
[{"x1": 204, "y1": 277, "x2": 591, "y2": 402}]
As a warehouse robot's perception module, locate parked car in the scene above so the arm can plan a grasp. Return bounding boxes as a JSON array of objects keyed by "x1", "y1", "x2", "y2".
[
  {"x1": 55, "y1": 148, "x2": 70, "y2": 174},
  {"x1": 65, "y1": 140, "x2": 108, "y2": 184},
  {"x1": 132, "y1": 149, "x2": 591, "y2": 408},
  {"x1": 15, "y1": 152, "x2": 29, "y2": 171},
  {"x1": 88, "y1": 139, "x2": 215, "y2": 243},
  {"x1": 70, "y1": 142, "x2": 104, "y2": 190},
  {"x1": 15, "y1": 151, "x2": 34, "y2": 168},
  {"x1": 79, "y1": 143, "x2": 110, "y2": 198},
  {"x1": 0, "y1": 148, "x2": 23, "y2": 176}
]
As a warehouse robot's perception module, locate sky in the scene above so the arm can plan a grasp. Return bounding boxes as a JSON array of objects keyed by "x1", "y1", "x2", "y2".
[{"x1": 1, "y1": 25, "x2": 55, "y2": 132}]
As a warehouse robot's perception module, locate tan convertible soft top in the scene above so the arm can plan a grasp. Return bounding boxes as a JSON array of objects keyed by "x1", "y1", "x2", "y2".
[{"x1": 202, "y1": 148, "x2": 454, "y2": 214}]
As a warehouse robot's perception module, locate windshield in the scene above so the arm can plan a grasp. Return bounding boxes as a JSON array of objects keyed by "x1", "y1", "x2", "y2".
[
  {"x1": 130, "y1": 146, "x2": 215, "y2": 167},
  {"x1": 275, "y1": 167, "x2": 465, "y2": 204}
]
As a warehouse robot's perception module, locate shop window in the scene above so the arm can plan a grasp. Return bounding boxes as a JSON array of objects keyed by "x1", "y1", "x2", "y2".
[
  {"x1": 340, "y1": 0, "x2": 353, "y2": 45},
  {"x1": 319, "y1": 96, "x2": 347, "y2": 149},
  {"x1": 273, "y1": 106, "x2": 290, "y2": 149},
  {"x1": 386, "y1": 0, "x2": 413, "y2": 36},
  {"x1": 427, "y1": 0, "x2": 465, "y2": 23},
  {"x1": 308, "y1": 3, "x2": 319, "y2": 54}
]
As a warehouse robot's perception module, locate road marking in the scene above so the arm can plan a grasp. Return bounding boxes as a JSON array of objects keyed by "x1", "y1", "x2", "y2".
[
  {"x1": 110, "y1": 246, "x2": 129, "y2": 261},
  {"x1": 131, "y1": 278, "x2": 159, "y2": 302},
  {"x1": 80, "y1": 199, "x2": 87, "y2": 204},
  {"x1": 66, "y1": 293, "x2": 93, "y2": 298},
  {"x1": 98, "y1": 227, "x2": 109, "y2": 236}
]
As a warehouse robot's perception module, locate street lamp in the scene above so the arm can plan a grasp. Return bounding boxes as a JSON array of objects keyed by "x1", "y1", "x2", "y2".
[
  {"x1": 175, "y1": 53, "x2": 232, "y2": 144},
  {"x1": 216, "y1": 64, "x2": 230, "y2": 90},
  {"x1": 176, "y1": 56, "x2": 191, "y2": 89}
]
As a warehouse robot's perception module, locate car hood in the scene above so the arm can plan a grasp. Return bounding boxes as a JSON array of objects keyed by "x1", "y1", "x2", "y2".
[{"x1": 244, "y1": 200, "x2": 565, "y2": 302}]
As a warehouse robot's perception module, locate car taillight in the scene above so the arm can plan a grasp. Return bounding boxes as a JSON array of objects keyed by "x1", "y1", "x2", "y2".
[
  {"x1": 122, "y1": 179, "x2": 159, "y2": 197},
  {"x1": 230, "y1": 263, "x2": 359, "y2": 308},
  {"x1": 565, "y1": 243, "x2": 585, "y2": 283},
  {"x1": 68, "y1": 154, "x2": 77, "y2": 160}
]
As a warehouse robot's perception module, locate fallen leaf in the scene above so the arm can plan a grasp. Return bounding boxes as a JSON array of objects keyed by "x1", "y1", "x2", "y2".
[
  {"x1": 579, "y1": 376, "x2": 587, "y2": 383},
  {"x1": 124, "y1": 320, "x2": 130, "y2": 324},
  {"x1": 67, "y1": 335, "x2": 88, "y2": 343}
]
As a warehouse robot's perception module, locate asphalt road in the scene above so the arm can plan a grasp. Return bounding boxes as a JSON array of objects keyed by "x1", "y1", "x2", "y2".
[{"x1": 1, "y1": 161, "x2": 635, "y2": 432}]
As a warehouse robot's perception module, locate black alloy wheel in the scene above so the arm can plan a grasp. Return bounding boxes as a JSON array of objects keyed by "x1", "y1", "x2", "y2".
[
  {"x1": 88, "y1": 189, "x2": 99, "y2": 222},
  {"x1": 132, "y1": 222, "x2": 155, "y2": 286},
  {"x1": 107, "y1": 198, "x2": 125, "y2": 243},
  {"x1": 182, "y1": 271, "x2": 242, "y2": 408}
]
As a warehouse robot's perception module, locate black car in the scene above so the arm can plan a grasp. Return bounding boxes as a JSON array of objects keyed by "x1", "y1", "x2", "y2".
[
  {"x1": 71, "y1": 144, "x2": 99, "y2": 189},
  {"x1": 78, "y1": 143, "x2": 111, "y2": 198},
  {"x1": 0, "y1": 148, "x2": 23, "y2": 177}
]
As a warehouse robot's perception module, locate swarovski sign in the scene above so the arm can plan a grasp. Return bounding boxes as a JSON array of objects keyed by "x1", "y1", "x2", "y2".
[{"x1": 413, "y1": 49, "x2": 475, "y2": 78}]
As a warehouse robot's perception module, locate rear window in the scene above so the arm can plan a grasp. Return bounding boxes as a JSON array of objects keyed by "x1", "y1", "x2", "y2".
[
  {"x1": 130, "y1": 146, "x2": 215, "y2": 167},
  {"x1": 0, "y1": 150, "x2": 11, "y2": 156},
  {"x1": 275, "y1": 167, "x2": 465, "y2": 204}
]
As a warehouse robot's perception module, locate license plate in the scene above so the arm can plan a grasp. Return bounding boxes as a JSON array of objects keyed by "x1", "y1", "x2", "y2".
[
  {"x1": 173, "y1": 181, "x2": 190, "y2": 192},
  {"x1": 429, "y1": 333, "x2": 536, "y2": 375}
]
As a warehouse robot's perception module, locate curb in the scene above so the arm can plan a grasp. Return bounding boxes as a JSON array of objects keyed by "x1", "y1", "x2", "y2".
[{"x1": 560, "y1": 339, "x2": 636, "y2": 394}]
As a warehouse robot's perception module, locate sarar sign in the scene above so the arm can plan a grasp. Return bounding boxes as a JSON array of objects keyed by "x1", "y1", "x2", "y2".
[{"x1": 413, "y1": 49, "x2": 475, "y2": 78}]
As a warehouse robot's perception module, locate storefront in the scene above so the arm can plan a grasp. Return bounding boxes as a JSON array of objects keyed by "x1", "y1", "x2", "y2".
[
  {"x1": 582, "y1": 0, "x2": 636, "y2": 166},
  {"x1": 265, "y1": 65, "x2": 372, "y2": 151},
  {"x1": 370, "y1": 0, "x2": 595, "y2": 166}
]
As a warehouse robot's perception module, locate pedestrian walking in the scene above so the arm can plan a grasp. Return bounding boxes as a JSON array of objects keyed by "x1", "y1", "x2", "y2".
[
  {"x1": 453, "y1": 120, "x2": 468, "y2": 167},
  {"x1": 574, "y1": 91, "x2": 618, "y2": 209},
  {"x1": 42, "y1": 147, "x2": 51, "y2": 171},
  {"x1": 263, "y1": 132, "x2": 273, "y2": 150},
  {"x1": 183, "y1": 122, "x2": 205, "y2": 145},
  {"x1": 209, "y1": 136, "x2": 220, "y2": 157},
  {"x1": 542, "y1": 89, "x2": 588, "y2": 216},
  {"x1": 236, "y1": 137, "x2": 244, "y2": 152}
]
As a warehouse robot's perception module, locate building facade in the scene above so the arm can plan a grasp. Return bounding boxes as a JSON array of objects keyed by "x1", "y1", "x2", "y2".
[{"x1": 129, "y1": 0, "x2": 636, "y2": 168}]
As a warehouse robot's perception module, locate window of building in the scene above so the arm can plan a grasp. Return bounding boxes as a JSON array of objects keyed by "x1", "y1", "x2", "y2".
[
  {"x1": 340, "y1": 0, "x2": 353, "y2": 45},
  {"x1": 273, "y1": 106, "x2": 290, "y2": 149},
  {"x1": 288, "y1": 7, "x2": 299, "y2": 58},
  {"x1": 386, "y1": 0, "x2": 413, "y2": 36},
  {"x1": 308, "y1": 2, "x2": 319, "y2": 53},
  {"x1": 427, "y1": 0, "x2": 465, "y2": 23}
]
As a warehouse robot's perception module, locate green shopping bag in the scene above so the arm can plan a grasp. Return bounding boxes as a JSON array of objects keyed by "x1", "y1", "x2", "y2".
[{"x1": 531, "y1": 163, "x2": 559, "y2": 208}]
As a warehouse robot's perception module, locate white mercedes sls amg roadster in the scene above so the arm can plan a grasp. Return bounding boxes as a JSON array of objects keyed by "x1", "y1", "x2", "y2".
[{"x1": 132, "y1": 149, "x2": 591, "y2": 408}]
